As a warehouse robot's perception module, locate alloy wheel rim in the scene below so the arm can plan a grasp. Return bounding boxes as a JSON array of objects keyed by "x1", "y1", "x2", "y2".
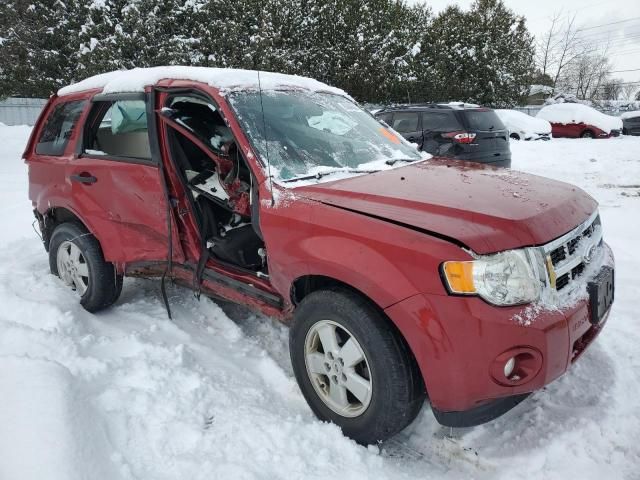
[
  {"x1": 304, "y1": 320, "x2": 372, "y2": 417},
  {"x1": 56, "y1": 241, "x2": 89, "y2": 296}
]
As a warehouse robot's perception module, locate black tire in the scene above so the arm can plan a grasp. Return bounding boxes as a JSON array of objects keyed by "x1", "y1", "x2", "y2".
[
  {"x1": 49, "y1": 222, "x2": 123, "y2": 313},
  {"x1": 581, "y1": 130, "x2": 594, "y2": 139},
  {"x1": 289, "y1": 288, "x2": 425, "y2": 444},
  {"x1": 510, "y1": 133, "x2": 520, "y2": 140}
]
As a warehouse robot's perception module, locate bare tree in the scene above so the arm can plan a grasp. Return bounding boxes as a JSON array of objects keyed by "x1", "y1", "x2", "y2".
[
  {"x1": 599, "y1": 77, "x2": 623, "y2": 101},
  {"x1": 549, "y1": 14, "x2": 585, "y2": 92},
  {"x1": 621, "y1": 83, "x2": 639, "y2": 101},
  {"x1": 536, "y1": 11, "x2": 561, "y2": 78},
  {"x1": 568, "y1": 53, "x2": 611, "y2": 100}
]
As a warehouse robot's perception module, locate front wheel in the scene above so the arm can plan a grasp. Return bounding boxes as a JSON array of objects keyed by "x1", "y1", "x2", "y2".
[
  {"x1": 289, "y1": 288, "x2": 425, "y2": 444},
  {"x1": 49, "y1": 222, "x2": 123, "y2": 312},
  {"x1": 581, "y1": 130, "x2": 594, "y2": 139}
]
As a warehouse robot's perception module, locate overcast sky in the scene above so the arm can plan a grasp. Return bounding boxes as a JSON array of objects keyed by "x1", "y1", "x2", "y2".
[{"x1": 407, "y1": 0, "x2": 640, "y2": 84}]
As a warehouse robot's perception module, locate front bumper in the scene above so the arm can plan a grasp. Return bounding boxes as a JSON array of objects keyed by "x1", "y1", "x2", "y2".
[{"x1": 384, "y1": 242, "x2": 614, "y2": 424}]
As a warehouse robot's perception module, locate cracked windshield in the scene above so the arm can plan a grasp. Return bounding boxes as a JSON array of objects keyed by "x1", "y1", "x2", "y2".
[{"x1": 229, "y1": 91, "x2": 426, "y2": 182}]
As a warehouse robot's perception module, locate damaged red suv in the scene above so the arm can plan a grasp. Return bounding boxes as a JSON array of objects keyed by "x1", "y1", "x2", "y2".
[{"x1": 25, "y1": 67, "x2": 615, "y2": 445}]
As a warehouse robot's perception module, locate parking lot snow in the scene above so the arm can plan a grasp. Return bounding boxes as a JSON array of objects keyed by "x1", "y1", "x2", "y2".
[{"x1": 0, "y1": 125, "x2": 638, "y2": 479}]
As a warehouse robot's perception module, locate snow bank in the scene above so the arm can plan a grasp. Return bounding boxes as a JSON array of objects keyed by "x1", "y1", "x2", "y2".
[
  {"x1": 2, "y1": 123, "x2": 640, "y2": 478},
  {"x1": 496, "y1": 109, "x2": 551, "y2": 138},
  {"x1": 537, "y1": 103, "x2": 623, "y2": 133},
  {"x1": 58, "y1": 66, "x2": 349, "y2": 98},
  {"x1": 620, "y1": 110, "x2": 640, "y2": 120},
  {"x1": 0, "y1": 358, "x2": 118, "y2": 480}
]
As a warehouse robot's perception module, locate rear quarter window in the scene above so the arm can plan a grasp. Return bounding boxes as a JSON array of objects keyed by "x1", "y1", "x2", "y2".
[
  {"x1": 391, "y1": 112, "x2": 420, "y2": 133},
  {"x1": 35, "y1": 100, "x2": 86, "y2": 156},
  {"x1": 463, "y1": 110, "x2": 505, "y2": 131}
]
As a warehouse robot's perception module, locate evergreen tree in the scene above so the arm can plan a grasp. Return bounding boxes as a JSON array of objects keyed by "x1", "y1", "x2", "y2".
[
  {"x1": 0, "y1": 0, "x2": 89, "y2": 97},
  {"x1": 0, "y1": 0, "x2": 535, "y2": 106},
  {"x1": 76, "y1": 0, "x2": 201, "y2": 78},
  {"x1": 425, "y1": 0, "x2": 534, "y2": 106}
]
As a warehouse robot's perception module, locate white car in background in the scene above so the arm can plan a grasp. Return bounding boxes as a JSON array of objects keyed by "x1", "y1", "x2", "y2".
[{"x1": 496, "y1": 109, "x2": 552, "y2": 141}]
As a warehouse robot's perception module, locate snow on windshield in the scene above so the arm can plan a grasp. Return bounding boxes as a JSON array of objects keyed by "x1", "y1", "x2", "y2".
[{"x1": 228, "y1": 91, "x2": 428, "y2": 185}]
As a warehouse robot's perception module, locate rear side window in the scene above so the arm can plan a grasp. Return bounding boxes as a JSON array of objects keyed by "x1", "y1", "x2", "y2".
[
  {"x1": 84, "y1": 100, "x2": 151, "y2": 159},
  {"x1": 463, "y1": 110, "x2": 505, "y2": 131},
  {"x1": 36, "y1": 100, "x2": 86, "y2": 156},
  {"x1": 391, "y1": 112, "x2": 419, "y2": 132},
  {"x1": 422, "y1": 112, "x2": 462, "y2": 131}
]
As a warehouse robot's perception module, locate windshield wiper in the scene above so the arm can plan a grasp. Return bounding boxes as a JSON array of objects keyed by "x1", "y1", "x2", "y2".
[
  {"x1": 385, "y1": 158, "x2": 419, "y2": 166},
  {"x1": 283, "y1": 168, "x2": 379, "y2": 183}
]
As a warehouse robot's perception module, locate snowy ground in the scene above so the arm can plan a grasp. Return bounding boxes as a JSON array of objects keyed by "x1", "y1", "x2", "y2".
[{"x1": 0, "y1": 126, "x2": 638, "y2": 479}]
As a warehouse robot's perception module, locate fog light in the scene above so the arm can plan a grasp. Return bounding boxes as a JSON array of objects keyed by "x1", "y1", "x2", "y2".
[
  {"x1": 491, "y1": 347, "x2": 542, "y2": 386},
  {"x1": 504, "y1": 357, "x2": 516, "y2": 378}
]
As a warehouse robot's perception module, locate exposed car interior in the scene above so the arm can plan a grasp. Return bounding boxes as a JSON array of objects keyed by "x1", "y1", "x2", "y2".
[
  {"x1": 83, "y1": 99, "x2": 152, "y2": 159},
  {"x1": 163, "y1": 96, "x2": 266, "y2": 273}
]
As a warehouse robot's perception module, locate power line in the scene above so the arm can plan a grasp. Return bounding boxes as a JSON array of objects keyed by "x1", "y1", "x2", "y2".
[
  {"x1": 609, "y1": 48, "x2": 640, "y2": 57},
  {"x1": 572, "y1": 31, "x2": 640, "y2": 45},
  {"x1": 576, "y1": 16, "x2": 640, "y2": 32},
  {"x1": 528, "y1": 2, "x2": 615, "y2": 22},
  {"x1": 574, "y1": 22, "x2": 640, "y2": 38},
  {"x1": 609, "y1": 68, "x2": 640, "y2": 74}
]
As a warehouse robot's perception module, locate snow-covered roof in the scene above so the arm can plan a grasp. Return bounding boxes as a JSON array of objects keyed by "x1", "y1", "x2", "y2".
[
  {"x1": 621, "y1": 110, "x2": 640, "y2": 120},
  {"x1": 529, "y1": 84, "x2": 553, "y2": 96},
  {"x1": 536, "y1": 103, "x2": 622, "y2": 133},
  {"x1": 439, "y1": 101, "x2": 481, "y2": 109},
  {"x1": 57, "y1": 66, "x2": 349, "y2": 98}
]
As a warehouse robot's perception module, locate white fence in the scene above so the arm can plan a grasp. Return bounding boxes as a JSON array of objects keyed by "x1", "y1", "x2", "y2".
[{"x1": 0, "y1": 97, "x2": 48, "y2": 126}]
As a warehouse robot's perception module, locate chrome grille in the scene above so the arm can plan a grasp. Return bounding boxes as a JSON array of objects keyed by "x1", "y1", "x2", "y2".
[{"x1": 543, "y1": 212, "x2": 602, "y2": 292}]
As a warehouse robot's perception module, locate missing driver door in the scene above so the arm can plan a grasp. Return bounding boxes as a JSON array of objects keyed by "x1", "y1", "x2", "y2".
[{"x1": 155, "y1": 90, "x2": 265, "y2": 275}]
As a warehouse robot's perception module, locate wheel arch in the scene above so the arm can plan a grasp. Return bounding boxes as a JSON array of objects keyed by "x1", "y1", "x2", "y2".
[
  {"x1": 290, "y1": 274, "x2": 427, "y2": 394},
  {"x1": 37, "y1": 206, "x2": 93, "y2": 252}
]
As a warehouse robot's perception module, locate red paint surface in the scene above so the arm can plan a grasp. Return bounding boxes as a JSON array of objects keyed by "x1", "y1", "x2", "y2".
[
  {"x1": 25, "y1": 80, "x2": 612, "y2": 414},
  {"x1": 550, "y1": 122, "x2": 612, "y2": 138}
]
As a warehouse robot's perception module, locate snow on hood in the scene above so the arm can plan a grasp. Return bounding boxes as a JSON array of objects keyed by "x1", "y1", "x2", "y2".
[
  {"x1": 621, "y1": 110, "x2": 640, "y2": 120},
  {"x1": 57, "y1": 66, "x2": 349, "y2": 98},
  {"x1": 496, "y1": 109, "x2": 551, "y2": 135},
  {"x1": 536, "y1": 103, "x2": 622, "y2": 133}
]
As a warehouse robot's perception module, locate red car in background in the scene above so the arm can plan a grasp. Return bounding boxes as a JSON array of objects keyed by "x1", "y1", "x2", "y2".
[
  {"x1": 537, "y1": 103, "x2": 622, "y2": 138},
  {"x1": 24, "y1": 67, "x2": 615, "y2": 444}
]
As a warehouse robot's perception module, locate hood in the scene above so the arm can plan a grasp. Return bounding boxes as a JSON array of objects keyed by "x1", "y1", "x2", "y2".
[{"x1": 294, "y1": 159, "x2": 597, "y2": 254}]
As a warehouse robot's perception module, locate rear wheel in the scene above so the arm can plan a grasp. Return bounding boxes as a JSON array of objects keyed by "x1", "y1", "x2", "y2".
[
  {"x1": 49, "y1": 222, "x2": 123, "y2": 312},
  {"x1": 581, "y1": 130, "x2": 594, "y2": 139},
  {"x1": 509, "y1": 133, "x2": 520, "y2": 140},
  {"x1": 290, "y1": 288, "x2": 425, "y2": 444}
]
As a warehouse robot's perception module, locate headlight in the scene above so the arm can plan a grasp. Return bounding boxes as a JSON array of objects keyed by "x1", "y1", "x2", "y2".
[{"x1": 442, "y1": 250, "x2": 541, "y2": 306}]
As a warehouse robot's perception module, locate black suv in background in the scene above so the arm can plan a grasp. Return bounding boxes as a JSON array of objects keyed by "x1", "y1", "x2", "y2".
[{"x1": 375, "y1": 103, "x2": 511, "y2": 167}]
